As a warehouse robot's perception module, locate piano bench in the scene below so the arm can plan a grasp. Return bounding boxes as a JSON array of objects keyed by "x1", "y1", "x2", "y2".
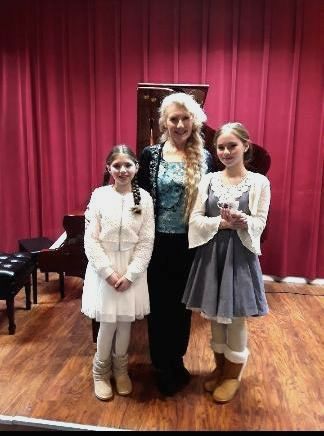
[
  {"x1": 0, "y1": 252, "x2": 35, "y2": 334},
  {"x1": 18, "y1": 237, "x2": 54, "y2": 304}
]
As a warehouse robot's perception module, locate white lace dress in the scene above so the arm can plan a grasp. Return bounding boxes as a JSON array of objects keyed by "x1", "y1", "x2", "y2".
[{"x1": 81, "y1": 186, "x2": 155, "y2": 323}]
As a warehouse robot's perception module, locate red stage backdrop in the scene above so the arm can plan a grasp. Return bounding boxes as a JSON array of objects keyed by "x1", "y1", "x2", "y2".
[{"x1": 0, "y1": 0, "x2": 323, "y2": 279}]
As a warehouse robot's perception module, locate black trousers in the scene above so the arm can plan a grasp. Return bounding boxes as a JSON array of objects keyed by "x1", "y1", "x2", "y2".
[{"x1": 147, "y1": 232, "x2": 195, "y2": 371}]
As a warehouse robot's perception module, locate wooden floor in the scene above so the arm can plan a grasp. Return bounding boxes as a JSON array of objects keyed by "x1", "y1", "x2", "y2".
[{"x1": 0, "y1": 273, "x2": 323, "y2": 431}]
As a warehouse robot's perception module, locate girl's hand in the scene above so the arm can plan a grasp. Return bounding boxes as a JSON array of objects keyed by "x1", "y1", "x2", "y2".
[
  {"x1": 106, "y1": 272, "x2": 121, "y2": 287},
  {"x1": 220, "y1": 208, "x2": 248, "y2": 230},
  {"x1": 114, "y1": 276, "x2": 132, "y2": 292}
]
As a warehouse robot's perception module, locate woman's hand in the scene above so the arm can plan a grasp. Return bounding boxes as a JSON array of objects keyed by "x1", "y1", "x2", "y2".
[
  {"x1": 220, "y1": 208, "x2": 248, "y2": 230},
  {"x1": 114, "y1": 276, "x2": 132, "y2": 292}
]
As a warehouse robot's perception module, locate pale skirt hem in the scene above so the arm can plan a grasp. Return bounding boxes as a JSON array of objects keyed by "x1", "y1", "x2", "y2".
[
  {"x1": 186, "y1": 306, "x2": 268, "y2": 324},
  {"x1": 186, "y1": 307, "x2": 232, "y2": 324},
  {"x1": 81, "y1": 308, "x2": 149, "y2": 323}
]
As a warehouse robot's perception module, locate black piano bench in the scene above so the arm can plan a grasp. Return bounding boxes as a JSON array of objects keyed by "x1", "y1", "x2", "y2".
[
  {"x1": 0, "y1": 252, "x2": 35, "y2": 334},
  {"x1": 18, "y1": 237, "x2": 54, "y2": 304}
]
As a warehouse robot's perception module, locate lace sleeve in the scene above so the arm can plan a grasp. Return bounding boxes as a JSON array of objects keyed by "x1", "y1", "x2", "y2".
[
  {"x1": 84, "y1": 191, "x2": 115, "y2": 279},
  {"x1": 124, "y1": 193, "x2": 155, "y2": 282}
]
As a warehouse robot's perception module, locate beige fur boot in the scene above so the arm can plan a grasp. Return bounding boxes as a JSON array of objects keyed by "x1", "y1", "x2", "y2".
[
  {"x1": 92, "y1": 354, "x2": 113, "y2": 401},
  {"x1": 212, "y1": 359, "x2": 244, "y2": 403},
  {"x1": 212, "y1": 346, "x2": 249, "y2": 403},
  {"x1": 204, "y1": 352, "x2": 225, "y2": 393},
  {"x1": 112, "y1": 353, "x2": 132, "y2": 396}
]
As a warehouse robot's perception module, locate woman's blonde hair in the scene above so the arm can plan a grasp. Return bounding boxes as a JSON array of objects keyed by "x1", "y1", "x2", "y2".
[{"x1": 158, "y1": 92, "x2": 207, "y2": 222}]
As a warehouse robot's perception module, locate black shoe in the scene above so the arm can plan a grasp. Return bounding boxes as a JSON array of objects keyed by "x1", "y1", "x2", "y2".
[
  {"x1": 156, "y1": 369, "x2": 180, "y2": 396},
  {"x1": 174, "y1": 364, "x2": 191, "y2": 387}
]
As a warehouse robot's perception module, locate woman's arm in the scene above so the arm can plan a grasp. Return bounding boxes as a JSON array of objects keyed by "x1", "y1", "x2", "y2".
[
  {"x1": 203, "y1": 148, "x2": 216, "y2": 173},
  {"x1": 137, "y1": 147, "x2": 152, "y2": 193}
]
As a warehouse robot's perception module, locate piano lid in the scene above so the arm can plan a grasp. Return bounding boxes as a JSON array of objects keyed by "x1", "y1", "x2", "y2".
[{"x1": 136, "y1": 83, "x2": 215, "y2": 157}]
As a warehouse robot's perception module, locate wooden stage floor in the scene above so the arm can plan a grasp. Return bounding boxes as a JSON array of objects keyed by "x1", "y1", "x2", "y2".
[{"x1": 0, "y1": 274, "x2": 323, "y2": 431}]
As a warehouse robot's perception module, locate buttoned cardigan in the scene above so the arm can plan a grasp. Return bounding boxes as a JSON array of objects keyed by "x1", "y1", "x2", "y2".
[{"x1": 84, "y1": 186, "x2": 155, "y2": 282}]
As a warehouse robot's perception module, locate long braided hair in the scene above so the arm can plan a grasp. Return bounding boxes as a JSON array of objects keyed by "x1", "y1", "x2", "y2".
[
  {"x1": 103, "y1": 145, "x2": 142, "y2": 214},
  {"x1": 158, "y1": 92, "x2": 207, "y2": 223}
]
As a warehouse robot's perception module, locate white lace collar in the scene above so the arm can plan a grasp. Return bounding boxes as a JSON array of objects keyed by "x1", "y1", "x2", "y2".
[{"x1": 210, "y1": 171, "x2": 253, "y2": 203}]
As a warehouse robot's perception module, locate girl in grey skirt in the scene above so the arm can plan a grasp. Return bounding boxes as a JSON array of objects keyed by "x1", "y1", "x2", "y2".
[{"x1": 182, "y1": 122, "x2": 271, "y2": 403}]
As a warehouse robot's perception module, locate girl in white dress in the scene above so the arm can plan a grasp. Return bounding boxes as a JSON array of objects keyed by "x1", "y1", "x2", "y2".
[{"x1": 81, "y1": 145, "x2": 155, "y2": 401}]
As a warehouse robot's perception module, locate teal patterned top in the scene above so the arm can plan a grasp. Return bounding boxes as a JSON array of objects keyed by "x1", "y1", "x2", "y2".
[{"x1": 156, "y1": 159, "x2": 186, "y2": 233}]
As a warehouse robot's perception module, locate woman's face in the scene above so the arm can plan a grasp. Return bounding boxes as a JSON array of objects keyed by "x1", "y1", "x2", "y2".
[
  {"x1": 164, "y1": 103, "x2": 193, "y2": 147},
  {"x1": 107, "y1": 154, "x2": 138, "y2": 189},
  {"x1": 216, "y1": 131, "x2": 247, "y2": 168}
]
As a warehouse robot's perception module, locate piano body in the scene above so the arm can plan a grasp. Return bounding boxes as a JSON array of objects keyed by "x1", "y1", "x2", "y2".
[
  {"x1": 38, "y1": 214, "x2": 88, "y2": 296},
  {"x1": 38, "y1": 83, "x2": 270, "y2": 342}
]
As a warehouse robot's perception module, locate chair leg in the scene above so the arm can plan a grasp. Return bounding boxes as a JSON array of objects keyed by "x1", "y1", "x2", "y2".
[
  {"x1": 25, "y1": 280, "x2": 32, "y2": 310},
  {"x1": 45, "y1": 272, "x2": 49, "y2": 282},
  {"x1": 6, "y1": 296, "x2": 16, "y2": 335},
  {"x1": 32, "y1": 268, "x2": 37, "y2": 304},
  {"x1": 59, "y1": 273, "x2": 65, "y2": 298}
]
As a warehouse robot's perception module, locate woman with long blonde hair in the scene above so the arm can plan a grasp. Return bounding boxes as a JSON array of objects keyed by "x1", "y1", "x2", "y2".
[{"x1": 138, "y1": 92, "x2": 214, "y2": 396}]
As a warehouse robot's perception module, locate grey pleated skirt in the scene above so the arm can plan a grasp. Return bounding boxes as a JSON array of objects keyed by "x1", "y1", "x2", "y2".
[{"x1": 182, "y1": 188, "x2": 269, "y2": 322}]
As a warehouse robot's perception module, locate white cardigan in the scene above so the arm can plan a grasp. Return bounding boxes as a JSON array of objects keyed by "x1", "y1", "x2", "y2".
[
  {"x1": 188, "y1": 171, "x2": 271, "y2": 255},
  {"x1": 84, "y1": 185, "x2": 155, "y2": 282}
]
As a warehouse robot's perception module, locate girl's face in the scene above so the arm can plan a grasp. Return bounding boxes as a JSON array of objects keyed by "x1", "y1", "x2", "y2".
[
  {"x1": 164, "y1": 103, "x2": 193, "y2": 146},
  {"x1": 107, "y1": 154, "x2": 138, "y2": 190},
  {"x1": 216, "y1": 131, "x2": 248, "y2": 169}
]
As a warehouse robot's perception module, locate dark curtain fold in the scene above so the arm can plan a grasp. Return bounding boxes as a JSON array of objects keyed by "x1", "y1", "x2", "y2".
[{"x1": 0, "y1": 0, "x2": 323, "y2": 279}]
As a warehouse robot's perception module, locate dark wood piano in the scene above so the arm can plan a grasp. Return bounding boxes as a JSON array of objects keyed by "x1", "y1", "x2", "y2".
[
  {"x1": 38, "y1": 214, "x2": 88, "y2": 296},
  {"x1": 38, "y1": 83, "x2": 271, "y2": 342}
]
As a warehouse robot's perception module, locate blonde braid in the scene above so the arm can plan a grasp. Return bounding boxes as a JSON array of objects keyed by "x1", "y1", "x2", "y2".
[{"x1": 183, "y1": 130, "x2": 204, "y2": 222}]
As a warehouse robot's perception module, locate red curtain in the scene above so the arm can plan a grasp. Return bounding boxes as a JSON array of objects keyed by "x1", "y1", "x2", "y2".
[{"x1": 0, "y1": 0, "x2": 323, "y2": 279}]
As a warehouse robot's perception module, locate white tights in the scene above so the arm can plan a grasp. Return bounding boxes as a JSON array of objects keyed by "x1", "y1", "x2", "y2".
[
  {"x1": 96, "y1": 321, "x2": 132, "y2": 361},
  {"x1": 211, "y1": 318, "x2": 248, "y2": 352}
]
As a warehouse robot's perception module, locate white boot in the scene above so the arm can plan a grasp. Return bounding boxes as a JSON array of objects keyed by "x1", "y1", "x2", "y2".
[
  {"x1": 112, "y1": 353, "x2": 132, "y2": 396},
  {"x1": 92, "y1": 353, "x2": 113, "y2": 401}
]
